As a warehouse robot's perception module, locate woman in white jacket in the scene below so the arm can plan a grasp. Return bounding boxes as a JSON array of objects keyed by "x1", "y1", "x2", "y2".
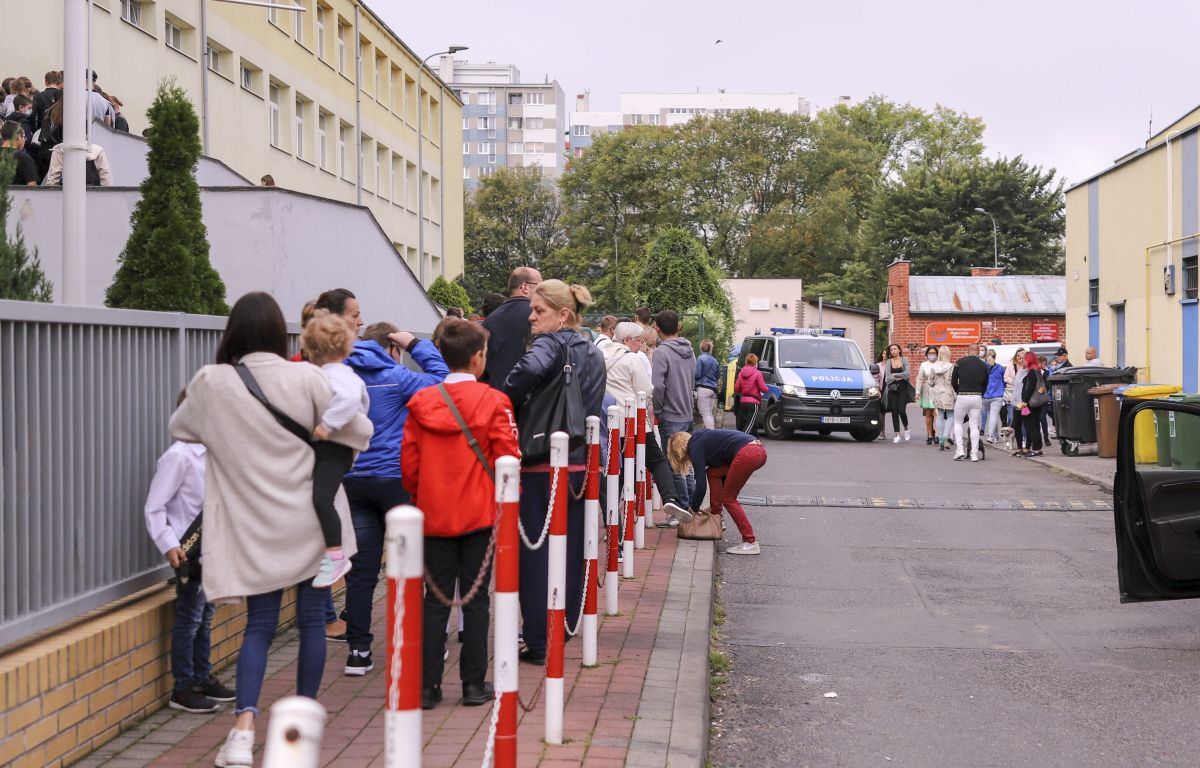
[
  {"x1": 928, "y1": 345, "x2": 957, "y2": 450},
  {"x1": 913, "y1": 345, "x2": 940, "y2": 445}
]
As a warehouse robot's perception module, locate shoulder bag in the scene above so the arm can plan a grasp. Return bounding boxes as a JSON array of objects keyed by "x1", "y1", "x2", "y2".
[
  {"x1": 1028, "y1": 370, "x2": 1050, "y2": 409},
  {"x1": 678, "y1": 509, "x2": 723, "y2": 540},
  {"x1": 518, "y1": 334, "x2": 586, "y2": 464},
  {"x1": 436, "y1": 383, "x2": 495, "y2": 481}
]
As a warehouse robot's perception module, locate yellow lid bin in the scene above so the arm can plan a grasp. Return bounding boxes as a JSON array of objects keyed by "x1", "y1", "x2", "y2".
[{"x1": 1118, "y1": 385, "x2": 1183, "y2": 464}]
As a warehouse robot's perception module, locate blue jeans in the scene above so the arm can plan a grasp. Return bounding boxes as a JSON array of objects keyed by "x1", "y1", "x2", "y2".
[
  {"x1": 658, "y1": 419, "x2": 697, "y2": 505},
  {"x1": 171, "y1": 578, "x2": 215, "y2": 692},
  {"x1": 235, "y1": 581, "x2": 327, "y2": 715},
  {"x1": 343, "y1": 476, "x2": 410, "y2": 653}
]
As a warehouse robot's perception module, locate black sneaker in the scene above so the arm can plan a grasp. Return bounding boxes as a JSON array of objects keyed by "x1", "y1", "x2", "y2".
[
  {"x1": 345, "y1": 649, "x2": 373, "y2": 676},
  {"x1": 169, "y1": 687, "x2": 220, "y2": 714},
  {"x1": 421, "y1": 685, "x2": 443, "y2": 710},
  {"x1": 462, "y1": 681, "x2": 494, "y2": 707},
  {"x1": 518, "y1": 647, "x2": 545, "y2": 665},
  {"x1": 197, "y1": 675, "x2": 235, "y2": 702}
]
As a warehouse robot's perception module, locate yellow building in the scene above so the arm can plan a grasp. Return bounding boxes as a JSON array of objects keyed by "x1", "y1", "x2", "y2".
[
  {"x1": 1, "y1": 0, "x2": 463, "y2": 285},
  {"x1": 1065, "y1": 106, "x2": 1200, "y2": 389}
]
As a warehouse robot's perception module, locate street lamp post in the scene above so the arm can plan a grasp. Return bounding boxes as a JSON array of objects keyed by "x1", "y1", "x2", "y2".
[
  {"x1": 417, "y1": 46, "x2": 467, "y2": 288},
  {"x1": 974, "y1": 207, "x2": 999, "y2": 269}
]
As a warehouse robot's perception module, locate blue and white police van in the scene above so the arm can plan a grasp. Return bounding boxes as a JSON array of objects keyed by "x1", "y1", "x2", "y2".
[{"x1": 735, "y1": 328, "x2": 883, "y2": 441}]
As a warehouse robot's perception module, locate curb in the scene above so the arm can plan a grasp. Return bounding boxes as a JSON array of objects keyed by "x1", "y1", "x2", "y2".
[
  {"x1": 1027, "y1": 455, "x2": 1115, "y2": 493},
  {"x1": 627, "y1": 539, "x2": 715, "y2": 768}
]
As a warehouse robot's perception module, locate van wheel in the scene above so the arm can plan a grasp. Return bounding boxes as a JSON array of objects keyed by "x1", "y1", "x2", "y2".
[
  {"x1": 851, "y1": 427, "x2": 883, "y2": 442},
  {"x1": 763, "y1": 406, "x2": 789, "y2": 440}
]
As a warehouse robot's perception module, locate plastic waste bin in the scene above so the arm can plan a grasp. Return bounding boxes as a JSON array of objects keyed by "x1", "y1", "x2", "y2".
[
  {"x1": 1090, "y1": 384, "x2": 1124, "y2": 458},
  {"x1": 1168, "y1": 394, "x2": 1200, "y2": 471},
  {"x1": 1117, "y1": 384, "x2": 1182, "y2": 464},
  {"x1": 1047, "y1": 367, "x2": 1137, "y2": 446}
]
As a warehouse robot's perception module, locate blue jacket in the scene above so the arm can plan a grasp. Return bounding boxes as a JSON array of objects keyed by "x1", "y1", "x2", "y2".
[
  {"x1": 345, "y1": 339, "x2": 448, "y2": 478},
  {"x1": 695, "y1": 353, "x2": 721, "y2": 390},
  {"x1": 984, "y1": 363, "x2": 1006, "y2": 399}
]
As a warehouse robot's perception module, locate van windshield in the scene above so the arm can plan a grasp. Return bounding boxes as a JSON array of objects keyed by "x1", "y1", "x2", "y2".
[{"x1": 778, "y1": 338, "x2": 866, "y2": 370}]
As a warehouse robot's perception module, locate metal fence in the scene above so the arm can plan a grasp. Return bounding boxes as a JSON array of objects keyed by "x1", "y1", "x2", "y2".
[{"x1": 0, "y1": 300, "x2": 295, "y2": 648}]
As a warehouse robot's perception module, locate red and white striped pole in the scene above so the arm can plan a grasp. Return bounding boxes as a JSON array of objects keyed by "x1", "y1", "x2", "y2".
[
  {"x1": 635, "y1": 391, "x2": 648, "y2": 549},
  {"x1": 622, "y1": 398, "x2": 636, "y2": 579},
  {"x1": 545, "y1": 431, "x2": 569, "y2": 746},
  {"x1": 493, "y1": 456, "x2": 520, "y2": 768},
  {"x1": 605, "y1": 404, "x2": 621, "y2": 616},
  {"x1": 385, "y1": 505, "x2": 423, "y2": 768},
  {"x1": 644, "y1": 406, "x2": 656, "y2": 528},
  {"x1": 582, "y1": 416, "x2": 601, "y2": 667},
  {"x1": 262, "y1": 697, "x2": 326, "y2": 768}
]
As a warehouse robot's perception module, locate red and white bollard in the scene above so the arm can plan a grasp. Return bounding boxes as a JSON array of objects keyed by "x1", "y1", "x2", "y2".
[
  {"x1": 582, "y1": 416, "x2": 601, "y2": 667},
  {"x1": 545, "y1": 432, "x2": 569, "y2": 746},
  {"x1": 493, "y1": 456, "x2": 521, "y2": 768},
  {"x1": 644, "y1": 406, "x2": 657, "y2": 527},
  {"x1": 605, "y1": 404, "x2": 621, "y2": 616},
  {"x1": 385, "y1": 506, "x2": 423, "y2": 768},
  {"x1": 622, "y1": 398, "x2": 636, "y2": 579},
  {"x1": 262, "y1": 697, "x2": 326, "y2": 768},
  {"x1": 635, "y1": 391, "x2": 648, "y2": 549}
]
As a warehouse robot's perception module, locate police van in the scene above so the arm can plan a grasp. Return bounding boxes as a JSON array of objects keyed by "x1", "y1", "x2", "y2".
[{"x1": 735, "y1": 328, "x2": 883, "y2": 441}]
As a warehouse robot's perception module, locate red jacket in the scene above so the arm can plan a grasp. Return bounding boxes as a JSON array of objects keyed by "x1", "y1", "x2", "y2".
[
  {"x1": 401, "y1": 379, "x2": 520, "y2": 537},
  {"x1": 734, "y1": 365, "x2": 768, "y2": 404}
]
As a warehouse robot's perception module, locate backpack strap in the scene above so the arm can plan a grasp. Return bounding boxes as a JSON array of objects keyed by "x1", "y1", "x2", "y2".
[
  {"x1": 436, "y1": 383, "x2": 495, "y2": 482},
  {"x1": 234, "y1": 363, "x2": 313, "y2": 445}
]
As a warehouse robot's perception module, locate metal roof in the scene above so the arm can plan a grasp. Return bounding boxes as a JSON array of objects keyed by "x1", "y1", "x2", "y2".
[{"x1": 908, "y1": 275, "x2": 1066, "y2": 315}]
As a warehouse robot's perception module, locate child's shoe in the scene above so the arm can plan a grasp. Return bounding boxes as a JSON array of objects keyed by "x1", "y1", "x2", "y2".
[
  {"x1": 215, "y1": 727, "x2": 255, "y2": 767},
  {"x1": 198, "y1": 674, "x2": 235, "y2": 702},
  {"x1": 312, "y1": 551, "x2": 352, "y2": 588},
  {"x1": 169, "y1": 687, "x2": 220, "y2": 714}
]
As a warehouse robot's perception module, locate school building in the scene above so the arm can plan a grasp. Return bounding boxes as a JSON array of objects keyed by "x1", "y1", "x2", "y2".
[{"x1": 1064, "y1": 106, "x2": 1200, "y2": 388}]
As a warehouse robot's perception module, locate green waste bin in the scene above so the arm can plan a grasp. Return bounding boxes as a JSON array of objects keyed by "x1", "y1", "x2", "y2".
[{"x1": 1168, "y1": 394, "x2": 1200, "y2": 471}]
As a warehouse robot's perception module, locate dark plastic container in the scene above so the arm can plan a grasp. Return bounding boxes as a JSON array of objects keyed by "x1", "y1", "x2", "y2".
[{"x1": 1047, "y1": 366, "x2": 1137, "y2": 444}]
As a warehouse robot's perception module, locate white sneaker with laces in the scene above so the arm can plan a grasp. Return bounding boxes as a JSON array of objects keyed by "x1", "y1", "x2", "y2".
[
  {"x1": 892, "y1": 435, "x2": 901, "y2": 443},
  {"x1": 904, "y1": 430, "x2": 911, "y2": 442},
  {"x1": 726, "y1": 541, "x2": 761, "y2": 555},
  {"x1": 215, "y1": 728, "x2": 255, "y2": 768},
  {"x1": 662, "y1": 501, "x2": 693, "y2": 525}
]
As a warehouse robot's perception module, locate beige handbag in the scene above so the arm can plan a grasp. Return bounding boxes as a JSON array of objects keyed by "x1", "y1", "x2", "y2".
[{"x1": 678, "y1": 509, "x2": 723, "y2": 540}]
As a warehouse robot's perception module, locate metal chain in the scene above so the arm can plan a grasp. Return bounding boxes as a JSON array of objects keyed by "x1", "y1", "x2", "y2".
[
  {"x1": 517, "y1": 679, "x2": 542, "y2": 713},
  {"x1": 386, "y1": 536, "x2": 407, "y2": 712},
  {"x1": 563, "y1": 560, "x2": 591, "y2": 637},
  {"x1": 480, "y1": 683, "x2": 502, "y2": 768},
  {"x1": 518, "y1": 467, "x2": 558, "y2": 550},
  {"x1": 424, "y1": 504, "x2": 501, "y2": 608}
]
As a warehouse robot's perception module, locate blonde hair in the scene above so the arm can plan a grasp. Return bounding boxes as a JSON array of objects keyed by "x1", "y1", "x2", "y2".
[
  {"x1": 937, "y1": 345, "x2": 952, "y2": 363},
  {"x1": 301, "y1": 310, "x2": 355, "y2": 363},
  {"x1": 667, "y1": 431, "x2": 692, "y2": 474},
  {"x1": 641, "y1": 327, "x2": 658, "y2": 349},
  {"x1": 533, "y1": 279, "x2": 593, "y2": 327}
]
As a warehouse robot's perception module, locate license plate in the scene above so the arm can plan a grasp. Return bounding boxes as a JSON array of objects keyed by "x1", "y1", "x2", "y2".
[{"x1": 821, "y1": 416, "x2": 851, "y2": 424}]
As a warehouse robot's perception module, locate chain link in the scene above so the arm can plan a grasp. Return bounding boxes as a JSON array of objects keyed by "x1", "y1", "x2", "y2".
[
  {"x1": 386, "y1": 536, "x2": 407, "y2": 712},
  {"x1": 423, "y1": 504, "x2": 500, "y2": 609},
  {"x1": 563, "y1": 560, "x2": 591, "y2": 637},
  {"x1": 517, "y1": 467, "x2": 558, "y2": 550}
]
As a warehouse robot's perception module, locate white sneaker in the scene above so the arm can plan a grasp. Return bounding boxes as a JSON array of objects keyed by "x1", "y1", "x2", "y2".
[
  {"x1": 215, "y1": 728, "x2": 255, "y2": 767},
  {"x1": 726, "y1": 541, "x2": 761, "y2": 555},
  {"x1": 970, "y1": 455, "x2": 980, "y2": 462},
  {"x1": 892, "y1": 435, "x2": 901, "y2": 444},
  {"x1": 312, "y1": 554, "x2": 352, "y2": 589},
  {"x1": 903, "y1": 430, "x2": 911, "y2": 442},
  {"x1": 662, "y1": 501, "x2": 693, "y2": 525}
]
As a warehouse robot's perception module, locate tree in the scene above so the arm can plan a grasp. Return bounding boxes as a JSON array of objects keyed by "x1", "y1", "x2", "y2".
[
  {"x1": 0, "y1": 153, "x2": 53, "y2": 301},
  {"x1": 427, "y1": 275, "x2": 473, "y2": 315},
  {"x1": 638, "y1": 228, "x2": 723, "y2": 312},
  {"x1": 462, "y1": 167, "x2": 564, "y2": 306},
  {"x1": 106, "y1": 81, "x2": 227, "y2": 314}
]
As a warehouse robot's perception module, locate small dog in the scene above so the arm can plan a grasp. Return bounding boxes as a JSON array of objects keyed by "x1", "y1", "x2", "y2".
[{"x1": 999, "y1": 426, "x2": 1016, "y2": 452}]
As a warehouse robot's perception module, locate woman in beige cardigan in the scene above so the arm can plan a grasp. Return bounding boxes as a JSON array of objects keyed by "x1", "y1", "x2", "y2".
[{"x1": 171, "y1": 293, "x2": 371, "y2": 768}]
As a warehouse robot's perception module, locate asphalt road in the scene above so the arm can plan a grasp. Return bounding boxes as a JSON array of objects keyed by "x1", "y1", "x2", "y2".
[{"x1": 708, "y1": 410, "x2": 1200, "y2": 768}]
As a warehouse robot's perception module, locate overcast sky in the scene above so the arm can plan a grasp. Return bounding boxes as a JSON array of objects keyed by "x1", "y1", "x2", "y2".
[{"x1": 378, "y1": 0, "x2": 1200, "y2": 187}]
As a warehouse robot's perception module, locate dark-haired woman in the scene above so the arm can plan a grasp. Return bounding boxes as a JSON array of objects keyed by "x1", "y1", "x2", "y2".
[
  {"x1": 882, "y1": 343, "x2": 913, "y2": 443},
  {"x1": 1017, "y1": 351, "x2": 1047, "y2": 457},
  {"x1": 170, "y1": 293, "x2": 371, "y2": 768},
  {"x1": 315, "y1": 287, "x2": 363, "y2": 335}
]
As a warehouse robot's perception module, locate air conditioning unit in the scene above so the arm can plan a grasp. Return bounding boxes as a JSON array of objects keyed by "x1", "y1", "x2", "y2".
[{"x1": 878, "y1": 302, "x2": 891, "y2": 320}]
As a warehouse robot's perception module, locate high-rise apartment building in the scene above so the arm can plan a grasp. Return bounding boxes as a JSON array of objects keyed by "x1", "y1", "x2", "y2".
[
  {"x1": 621, "y1": 91, "x2": 811, "y2": 127},
  {"x1": 567, "y1": 91, "x2": 623, "y2": 157},
  {"x1": 3, "y1": 0, "x2": 464, "y2": 285},
  {"x1": 437, "y1": 58, "x2": 566, "y2": 187}
]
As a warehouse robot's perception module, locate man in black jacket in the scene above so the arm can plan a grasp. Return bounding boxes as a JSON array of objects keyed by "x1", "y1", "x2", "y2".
[
  {"x1": 481, "y1": 266, "x2": 541, "y2": 388},
  {"x1": 950, "y1": 350, "x2": 989, "y2": 462},
  {"x1": 31, "y1": 71, "x2": 62, "y2": 135}
]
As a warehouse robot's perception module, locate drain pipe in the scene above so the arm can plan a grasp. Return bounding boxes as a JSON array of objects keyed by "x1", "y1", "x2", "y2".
[
  {"x1": 354, "y1": 2, "x2": 362, "y2": 206},
  {"x1": 62, "y1": 0, "x2": 88, "y2": 305}
]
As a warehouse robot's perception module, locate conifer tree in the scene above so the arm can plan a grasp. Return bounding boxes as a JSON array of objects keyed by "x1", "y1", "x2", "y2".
[{"x1": 0, "y1": 152, "x2": 53, "y2": 302}]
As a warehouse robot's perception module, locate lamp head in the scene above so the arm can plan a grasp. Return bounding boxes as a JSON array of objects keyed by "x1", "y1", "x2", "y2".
[
  {"x1": 974, "y1": 207, "x2": 987, "y2": 213},
  {"x1": 448, "y1": 46, "x2": 469, "y2": 54}
]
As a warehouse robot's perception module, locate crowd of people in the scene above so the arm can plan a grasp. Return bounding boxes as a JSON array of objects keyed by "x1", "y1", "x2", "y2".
[
  {"x1": 142, "y1": 268, "x2": 767, "y2": 768},
  {"x1": 0, "y1": 70, "x2": 118, "y2": 188}
]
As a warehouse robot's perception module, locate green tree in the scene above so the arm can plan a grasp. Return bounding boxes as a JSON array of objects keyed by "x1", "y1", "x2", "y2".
[
  {"x1": 462, "y1": 167, "x2": 564, "y2": 305},
  {"x1": 0, "y1": 153, "x2": 53, "y2": 301},
  {"x1": 427, "y1": 275, "x2": 473, "y2": 315},
  {"x1": 106, "y1": 81, "x2": 227, "y2": 314},
  {"x1": 638, "y1": 228, "x2": 723, "y2": 312}
]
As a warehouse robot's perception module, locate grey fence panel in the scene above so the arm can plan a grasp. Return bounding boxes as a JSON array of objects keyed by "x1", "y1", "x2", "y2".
[{"x1": 0, "y1": 302, "x2": 241, "y2": 649}]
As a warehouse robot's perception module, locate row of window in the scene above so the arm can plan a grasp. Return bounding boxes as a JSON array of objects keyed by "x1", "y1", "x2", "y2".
[
  {"x1": 458, "y1": 90, "x2": 546, "y2": 106},
  {"x1": 1088, "y1": 257, "x2": 1200, "y2": 315},
  {"x1": 461, "y1": 117, "x2": 549, "y2": 131}
]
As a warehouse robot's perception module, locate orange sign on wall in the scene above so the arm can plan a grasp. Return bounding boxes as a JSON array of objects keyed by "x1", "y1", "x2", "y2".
[{"x1": 925, "y1": 322, "x2": 981, "y2": 346}]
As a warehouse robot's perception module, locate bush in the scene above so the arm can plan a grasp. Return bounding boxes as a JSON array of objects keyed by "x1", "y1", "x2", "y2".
[
  {"x1": 0, "y1": 153, "x2": 53, "y2": 301},
  {"x1": 428, "y1": 275, "x2": 473, "y2": 315}
]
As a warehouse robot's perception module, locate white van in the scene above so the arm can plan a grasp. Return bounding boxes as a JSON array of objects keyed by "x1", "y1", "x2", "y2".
[{"x1": 989, "y1": 342, "x2": 1061, "y2": 371}]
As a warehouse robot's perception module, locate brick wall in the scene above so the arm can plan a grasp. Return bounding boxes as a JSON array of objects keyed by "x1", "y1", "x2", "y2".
[{"x1": 0, "y1": 582, "x2": 313, "y2": 767}]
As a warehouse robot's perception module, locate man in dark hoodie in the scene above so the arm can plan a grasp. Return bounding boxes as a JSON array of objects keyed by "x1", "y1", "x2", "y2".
[
  {"x1": 31, "y1": 71, "x2": 62, "y2": 136},
  {"x1": 481, "y1": 266, "x2": 541, "y2": 388},
  {"x1": 652, "y1": 310, "x2": 698, "y2": 507}
]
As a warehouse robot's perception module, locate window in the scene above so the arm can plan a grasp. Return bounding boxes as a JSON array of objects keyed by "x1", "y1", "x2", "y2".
[
  {"x1": 375, "y1": 54, "x2": 385, "y2": 98},
  {"x1": 508, "y1": 93, "x2": 522, "y2": 106},
  {"x1": 476, "y1": 142, "x2": 494, "y2": 155},
  {"x1": 294, "y1": 97, "x2": 306, "y2": 160},
  {"x1": 121, "y1": 0, "x2": 142, "y2": 26},
  {"x1": 1185, "y1": 256, "x2": 1198, "y2": 300},
  {"x1": 508, "y1": 117, "x2": 522, "y2": 130},
  {"x1": 267, "y1": 4, "x2": 279, "y2": 26},
  {"x1": 1088, "y1": 279, "x2": 1099, "y2": 314},
  {"x1": 240, "y1": 61, "x2": 262, "y2": 94},
  {"x1": 207, "y1": 44, "x2": 223, "y2": 74},
  {"x1": 460, "y1": 92, "x2": 471, "y2": 106},
  {"x1": 165, "y1": 19, "x2": 183, "y2": 51},
  {"x1": 392, "y1": 155, "x2": 402, "y2": 201},
  {"x1": 336, "y1": 22, "x2": 346, "y2": 73},
  {"x1": 293, "y1": 0, "x2": 304, "y2": 42},
  {"x1": 318, "y1": 111, "x2": 329, "y2": 169},
  {"x1": 526, "y1": 92, "x2": 544, "y2": 105},
  {"x1": 241, "y1": 65, "x2": 253, "y2": 90},
  {"x1": 339, "y1": 123, "x2": 350, "y2": 179},
  {"x1": 462, "y1": 142, "x2": 469, "y2": 154},
  {"x1": 462, "y1": 117, "x2": 470, "y2": 130},
  {"x1": 376, "y1": 146, "x2": 386, "y2": 196},
  {"x1": 477, "y1": 117, "x2": 495, "y2": 130},
  {"x1": 508, "y1": 142, "x2": 523, "y2": 155},
  {"x1": 480, "y1": 166, "x2": 496, "y2": 178},
  {"x1": 573, "y1": 124, "x2": 590, "y2": 136},
  {"x1": 315, "y1": 5, "x2": 326, "y2": 57},
  {"x1": 477, "y1": 92, "x2": 494, "y2": 106},
  {"x1": 463, "y1": 167, "x2": 470, "y2": 179},
  {"x1": 525, "y1": 117, "x2": 543, "y2": 130},
  {"x1": 268, "y1": 84, "x2": 281, "y2": 147}
]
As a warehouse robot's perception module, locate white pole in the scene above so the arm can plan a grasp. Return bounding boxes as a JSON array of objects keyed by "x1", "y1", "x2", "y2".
[
  {"x1": 634, "y1": 392, "x2": 647, "y2": 549},
  {"x1": 200, "y1": 0, "x2": 209, "y2": 153},
  {"x1": 62, "y1": 0, "x2": 88, "y2": 306},
  {"x1": 262, "y1": 697, "x2": 326, "y2": 768},
  {"x1": 605, "y1": 405, "x2": 621, "y2": 616},
  {"x1": 582, "y1": 416, "x2": 600, "y2": 667},
  {"x1": 622, "y1": 398, "x2": 635, "y2": 579},
  {"x1": 545, "y1": 432, "x2": 569, "y2": 746},
  {"x1": 416, "y1": 59, "x2": 425, "y2": 286},
  {"x1": 384, "y1": 505, "x2": 423, "y2": 768},
  {"x1": 493, "y1": 456, "x2": 520, "y2": 764}
]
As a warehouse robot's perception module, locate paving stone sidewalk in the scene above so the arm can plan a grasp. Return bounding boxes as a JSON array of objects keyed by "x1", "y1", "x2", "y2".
[{"x1": 73, "y1": 527, "x2": 713, "y2": 768}]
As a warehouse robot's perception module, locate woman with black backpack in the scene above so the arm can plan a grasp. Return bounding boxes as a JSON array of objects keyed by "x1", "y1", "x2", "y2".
[
  {"x1": 502, "y1": 279, "x2": 606, "y2": 665},
  {"x1": 1017, "y1": 351, "x2": 1049, "y2": 458}
]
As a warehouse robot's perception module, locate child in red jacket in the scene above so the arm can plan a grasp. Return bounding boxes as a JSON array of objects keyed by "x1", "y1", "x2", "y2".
[{"x1": 402, "y1": 319, "x2": 519, "y2": 710}]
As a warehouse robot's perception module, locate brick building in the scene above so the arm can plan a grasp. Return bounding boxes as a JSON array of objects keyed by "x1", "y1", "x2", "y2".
[{"x1": 885, "y1": 260, "x2": 1067, "y2": 377}]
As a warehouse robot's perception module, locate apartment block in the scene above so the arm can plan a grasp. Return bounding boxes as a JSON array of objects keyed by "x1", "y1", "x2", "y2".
[
  {"x1": 621, "y1": 91, "x2": 812, "y2": 127},
  {"x1": 437, "y1": 58, "x2": 566, "y2": 187}
]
